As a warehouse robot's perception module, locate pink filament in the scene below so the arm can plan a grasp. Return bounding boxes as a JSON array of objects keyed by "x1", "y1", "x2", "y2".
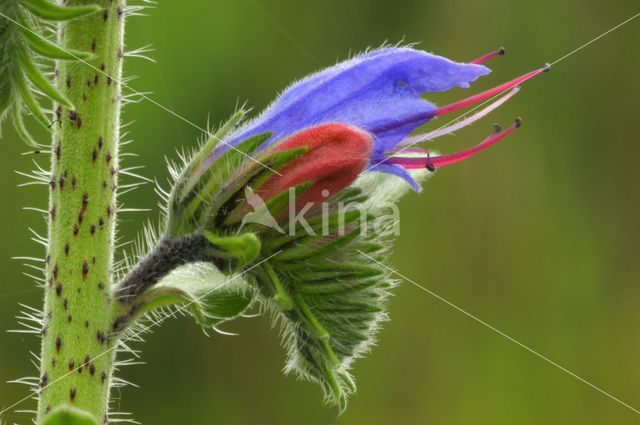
[
  {"x1": 470, "y1": 47, "x2": 505, "y2": 64},
  {"x1": 399, "y1": 86, "x2": 520, "y2": 145},
  {"x1": 388, "y1": 120, "x2": 520, "y2": 169},
  {"x1": 435, "y1": 67, "x2": 545, "y2": 116}
]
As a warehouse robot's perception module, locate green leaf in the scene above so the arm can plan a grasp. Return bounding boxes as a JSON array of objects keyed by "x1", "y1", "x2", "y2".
[
  {"x1": 20, "y1": 0, "x2": 100, "y2": 21},
  {"x1": 117, "y1": 262, "x2": 255, "y2": 329},
  {"x1": 39, "y1": 404, "x2": 99, "y2": 425},
  {"x1": 12, "y1": 101, "x2": 39, "y2": 146},
  {"x1": 19, "y1": 54, "x2": 72, "y2": 107},
  {"x1": 20, "y1": 25, "x2": 92, "y2": 60},
  {"x1": 16, "y1": 74, "x2": 51, "y2": 128}
]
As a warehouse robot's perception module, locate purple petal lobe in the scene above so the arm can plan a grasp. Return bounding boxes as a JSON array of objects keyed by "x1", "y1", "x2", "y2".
[{"x1": 228, "y1": 47, "x2": 490, "y2": 154}]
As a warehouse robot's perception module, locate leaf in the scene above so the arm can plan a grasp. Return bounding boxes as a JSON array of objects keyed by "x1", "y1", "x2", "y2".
[
  {"x1": 19, "y1": 54, "x2": 72, "y2": 107},
  {"x1": 20, "y1": 25, "x2": 92, "y2": 60},
  {"x1": 39, "y1": 404, "x2": 99, "y2": 425},
  {"x1": 20, "y1": 0, "x2": 100, "y2": 21},
  {"x1": 119, "y1": 262, "x2": 255, "y2": 330}
]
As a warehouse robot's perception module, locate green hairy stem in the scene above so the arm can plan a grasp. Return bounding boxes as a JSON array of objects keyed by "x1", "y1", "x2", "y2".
[{"x1": 38, "y1": 1, "x2": 124, "y2": 422}]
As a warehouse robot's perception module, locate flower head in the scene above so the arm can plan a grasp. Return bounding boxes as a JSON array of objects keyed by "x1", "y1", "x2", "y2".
[{"x1": 155, "y1": 45, "x2": 546, "y2": 411}]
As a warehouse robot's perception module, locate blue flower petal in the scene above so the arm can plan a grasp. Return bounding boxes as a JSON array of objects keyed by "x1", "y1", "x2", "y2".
[{"x1": 229, "y1": 47, "x2": 489, "y2": 154}]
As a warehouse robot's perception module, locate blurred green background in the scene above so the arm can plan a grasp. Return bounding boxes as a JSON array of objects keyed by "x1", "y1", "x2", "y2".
[{"x1": 2, "y1": 0, "x2": 640, "y2": 424}]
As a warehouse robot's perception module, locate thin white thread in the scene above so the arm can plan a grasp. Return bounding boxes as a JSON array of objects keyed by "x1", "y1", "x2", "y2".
[
  {"x1": 0, "y1": 11, "x2": 282, "y2": 176},
  {"x1": 357, "y1": 250, "x2": 640, "y2": 416},
  {"x1": 0, "y1": 252, "x2": 281, "y2": 417}
]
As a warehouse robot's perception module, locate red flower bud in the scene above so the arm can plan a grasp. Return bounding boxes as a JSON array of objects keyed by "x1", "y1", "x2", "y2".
[{"x1": 256, "y1": 123, "x2": 373, "y2": 209}]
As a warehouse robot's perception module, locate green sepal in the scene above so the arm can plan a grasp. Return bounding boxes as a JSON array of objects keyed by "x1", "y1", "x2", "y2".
[
  {"x1": 39, "y1": 404, "x2": 99, "y2": 425},
  {"x1": 19, "y1": 54, "x2": 72, "y2": 107},
  {"x1": 201, "y1": 231, "x2": 261, "y2": 271},
  {"x1": 20, "y1": 25, "x2": 92, "y2": 60},
  {"x1": 204, "y1": 145, "x2": 307, "y2": 228},
  {"x1": 117, "y1": 263, "x2": 255, "y2": 329},
  {"x1": 20, "y1": 0, "x2": 100, "y2": 21},
  {"x1": 240, "y1": 181, "x2": 313, "y2": 234}
]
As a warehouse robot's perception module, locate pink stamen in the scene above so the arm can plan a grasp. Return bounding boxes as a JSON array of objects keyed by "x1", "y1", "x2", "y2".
[
  {"x1": 399, "y1": 85, "x2": 520, "y2": 145},
  {"x1": 470, "y1": 47, "x2": 505, "y2": 64},
  {"x1": 388, "y1": 118, "x2": 522, "y2": 169},
  {"x1": 434, "y1": 65, "x2": 548, "y2": 116}
]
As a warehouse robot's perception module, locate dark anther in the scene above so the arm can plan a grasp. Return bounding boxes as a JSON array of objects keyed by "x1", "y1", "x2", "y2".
[
  {"x1": 543, "y1": 63, "x2": 551, "y2": 72},
  {"x1": 493, "y1": 123, "x2": 502, "y2": 133},
  {"x1": 425, "y1": 163, "x2": 436, "y2": 172},
  {"x1": 515, "y1": 117, "x2": 523, "y2": 128},
  {"x1": 498, "y1": 47, "x2": 506, "y2": 55}
]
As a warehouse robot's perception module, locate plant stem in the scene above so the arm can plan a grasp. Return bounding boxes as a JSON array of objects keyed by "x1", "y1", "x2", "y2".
[{"x1": 38, "y1": 1, "x2": 125, "y2": 422}]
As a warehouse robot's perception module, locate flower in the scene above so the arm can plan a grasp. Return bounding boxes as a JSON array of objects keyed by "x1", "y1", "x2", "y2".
[
  {"x1": 209, "y1": 46, "x2": 546, "y2": 189},
  {"x1": 136, "y1": 45, "x2": 548, "y2": 410}
]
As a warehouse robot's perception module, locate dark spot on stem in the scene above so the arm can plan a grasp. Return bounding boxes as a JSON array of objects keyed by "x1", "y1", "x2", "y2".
[
  {"x1": 100, "y1": 63, "x2": 105, "y2": 71},
  {"x1": 53, "y1": 263, "x2": 58, "y2": 280},
  {"x1": 103, "y1": 9, "x2": 108, "y2": 21},
  {"x1": 55, "y1": 283, "x2": 62, "y2": 296},
  {"x1": 82, "y1": 192, "x2": 89, "y2": 210},
  {"x1": 71, "y1": 176, "x2": 76, "y2": 189},
  {"x1": 50, "y1": 205, "x2": 56, "y2": 220},
  {"x1": 106, "y1": 150, "x2": 112, "y2": 164},
  {"x1": 67, "y1": 314, "x2": 72, "y2": 323},
  {"x1": 102, "y1": 181, "x2": 107, "y2": 188},
  {"x1": 98, "y1": 136, "x2": 103, "y2": 149},
  {"x1": 66, "y1": 75, "x2": 71, "y2": 89},
  {"x1": 85, "y1": 320, "x2": 89, "y2": 328},
  {"x1": 58, "y1": 176, "x2": 64, "y2": 191},
  {"x1": 89, "y1": 363, "x2": 95, "y2": 375},
  {"x1": 106, "y1": 205, "x2": 113, "y2": 217},
  {"x1": 77, "y1": 116, "x2": 82, "y2": 128},
  {"x1": 49, "y1": 177, "x2": 56, "y2": 191},
  {"x1": 56, "y1": 105, "x2": 62, "y2": 121},
  {"x1": 99, "y1": 217, "x2": 105, "y2": 227},
  {"x1": 92, "y1": 256, "x2": 96, "y2": 264},
  {"x1": 63, "y1": 298, "x2": 68, "y2": 309},
  {"x1": 70, "y1": 386, "x2": 76, "y2": 401},
  {"x1": 40, "y1": 372, "x2": 48, "y2": 388},
  {"x1": 56, "y1": 143, "x2": 61, "y2": 163},
  {"x1": 83, "y1": 92, "x2": 87, "y2": 101},
  {"x1": 68, "y1": 358, "x2": 75, "y2": 370},
  {"x1": 101, "y1": 371, "x2": 107, "y2": 384},
  {"x1": 98, "y1": 282, "x2": 105, "y2": 290},
  {"x1": 91, "y1": 39, "x2": 96, "y2": 52},
  {"x1": 46, "y1": 405, "x2": 51, "y2": 414},
  {"x1": 55, "y1": 335, "x2": 61, "y2": 353},
  {"x1": 78, "y1": 211, "x2": 84, "y2": 224},
  {"x1": 82, "y1": 260, "x2": 89, "y2": 279},
  {"x1": 73, "y1": 225, "x2": 79, "y2": 236},
  {"x1": 69, "y1": 110, "x2": 77, "y2": 122},
  {"x1": 94, "y1": 73, "x2": 99, "y2": 85},
  {"x1": 92, "y1": 147, "x2": 98, "y2": 162},
  {"x1": 90, "y1": 225, "x2": 96, "y2": 234}
]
